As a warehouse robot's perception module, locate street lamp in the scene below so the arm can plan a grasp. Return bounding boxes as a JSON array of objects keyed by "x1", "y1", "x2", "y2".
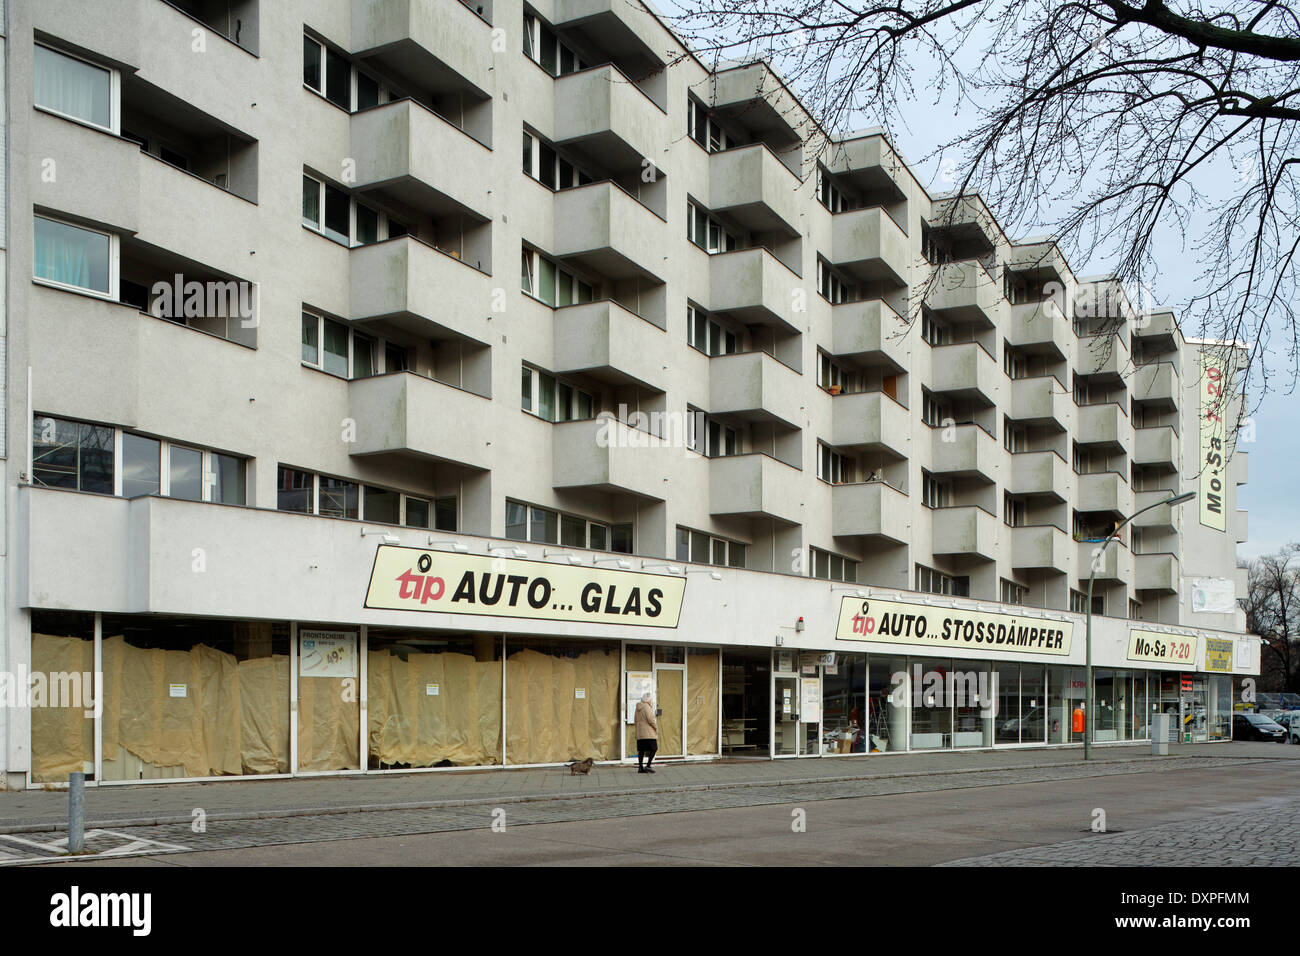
[{"x1": 1084, "y1": 490, "x2": 1195, "y2": 760}]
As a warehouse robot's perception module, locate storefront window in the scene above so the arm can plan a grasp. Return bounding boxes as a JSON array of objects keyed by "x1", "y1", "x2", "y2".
[
  {"x1": 367, "y1": 630, "x2": 502, "y2": 769},
  {"x1": 686, "y1": 647, "x2": 721, "y2": 756},
  {"x1": 1208, "y1": 675, "x2": 1232, "y2": 740},
  {"x1": 1094, "y1": 669, "x2": 1119, "y2": 742},
  {"x1": 910, "y1": 658, "x2": 952, "y2": 750},
  {"x1": 869, "y1": 656, "x2": 907, "y2": 752},
  {"x1": 1132, "y1": 672, "x2": 1150, "y2": 739},
  {"x1": 1048, "y1": 666, "x2": 1086, "y2": 743},
  {"x1": 821, "y1": 653, "x2": 867, "y2": 754},
  {"x1": 951, "y1": 659, "x2": 992, "y2": 747},
  {"x1": 1020, "y1": 666, "x2": 1046, "y2": 743},
  {"x1": 29, "y1": 611, "x2": 96, "y2": 784},
  {"x1": 506, "y1": 636, "x2": 619, "y2": 765}
]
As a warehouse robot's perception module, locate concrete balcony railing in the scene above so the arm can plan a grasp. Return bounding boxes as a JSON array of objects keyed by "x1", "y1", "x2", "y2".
[
  {"x1": 349, "y1": 237, "x2": 492, "y2": 344},
  {"x1": 709, "y1": 351, "x2": 804, "y2": 429},
  {"x1": 1008, "y1": 298, "x2": 1073, "y2": 360},
  {"x1": 831, "y1": 481, "x2": 910, "y2": 543},
  {"x1": 1135, "y1": 553, "x2": 1179, "y2": 593},
  {"x1": 709, "y1": 248, "x2": 802, "y2": 329},
  {"x1": 1134, "y1": 425, "x2": 1179, "y2": 469},
  {"x1": 930, "y1": 423, "x2": 1001, "y2": 483},
  {"x1": 831, "y1": 207, "x2": 910, "y2": 287},
  {"x1": 1007, "y1": 450, "x2": 1071, "y2": 501},
  {"x1": 347, "y1": 372, "x2": 491, "y2": 468},
  {"x1": 830, "y1": 299, "x2": 910, "y2": 370},
  {"x1": 551, "y1": 417, "x2": 670, "y2": 501},
  {"x1": 1076, "y1": 332, "x2": 1129, "y2": 381},
  {"x1": 553, "y1": 300, "x2": 668, "y2": 392},
  {"x1": 350, "y1": 99, "x2": 492, "y2": 220},
  {"x1": 830, "y1": 391, "x2": 910, "y2": 457},
  {"x1": 1077, "y1": 539, "x2": 1133, "y2": 583},
  {"x1": 554, "y1": 0, "x2": 669, "y2": 67},
  {"x1": 1133, "y1": 310, "x2": 1177, "y2": 340},
  {"x1": 1236, "y1": 510, "x2": 1249, "y2": 544},
  {"x1": 1076, "y1": 402, "x2": 1132, "y2": 453},
  {"x1": 928, "y1": 342, "x2": 1000, "y2": 406},
  {"x1": 931, "y1": 505, "x2": 999, "y2": 560},
  {"x1": 554, "y1": 64, "x2": 667, "y2": 169},
  {"x1": 1009, "y1": 375, "x2": 1072, "y2": 429},
  {"x1": 553, "y1": 181, "x2": 667, "y2": 281},
  {"x1": 1011, "y1": 524, "x2": 1072, "y2": 571},
  {"x1": 1076, "y1": 471, "x2": 1133, "y2": 515},
  {"x1": 1132, "y1": 361, "x2": 1179, "y2": 410},
  {"x1": 709, "y1": 453, "x2": 804, "y2": 525},
  {"x1": 925, "y1": 260, "x2": 1002, "y2": 326},
  {"x1": 1133, "y1": 490, "x2": 1178, "y2": 531},
  {"x1": 351, "y1": 0, "x2": 493, "y2": 95},
  {"x1": 709, "y1": 143, "x2": 801, "y2": 237}
]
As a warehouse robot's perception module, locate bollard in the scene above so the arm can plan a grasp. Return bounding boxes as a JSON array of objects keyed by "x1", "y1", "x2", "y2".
[
  {"x1": 68, "y1": 771, "x2": 85, "y2": 853},
  {"x1": 1150, "y1": 714, "x2": 1169, "y2": 756}
]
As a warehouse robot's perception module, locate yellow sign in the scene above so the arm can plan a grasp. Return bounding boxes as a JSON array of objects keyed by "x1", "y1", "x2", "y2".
[
  {"x1": 835, "y1": 596, "x2": 1073, "y2": 656},
  {"x1": 1127, "y1": 629, "x2": 1197, "y2": 666},
  {"x1": 365, "y1": 546, "x2": 686, "y2": 628},
  {"x1": 1198, "y1": 351, "x2": 1230, "y2": 531},
  {"x1": 1204, "y1": 637, "x2": 1234, "y2": 672}
]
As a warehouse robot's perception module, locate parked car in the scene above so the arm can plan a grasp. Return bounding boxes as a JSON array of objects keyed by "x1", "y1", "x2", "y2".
[
  {"x1": 1233, "y1": 713, "x2": 1288, "y2": 742},
  {"x1": 1273, "y1": 712, "x2": 1300, "y2": 744}
]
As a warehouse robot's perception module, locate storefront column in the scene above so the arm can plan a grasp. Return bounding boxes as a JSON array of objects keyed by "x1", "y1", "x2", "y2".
[
  {"x1": 289, "y1": 621, "x2": 298, "y2": 774},
  {"x1": 358, "y1": 625, "x2": 368, "y2": 772},
  {"x1": 93, "y1": 613, "x2": 103, "y2": 783}
]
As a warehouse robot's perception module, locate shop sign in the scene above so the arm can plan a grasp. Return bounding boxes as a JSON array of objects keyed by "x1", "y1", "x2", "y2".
[
  {"x1": 1204, "y1": 637, "x2": 1234, "y2": 672},
  {"x1": 834, "y1": 597, "x2": 1072, "y2": 656},
  {"x1": 1198, "y1": 350, "x2": 1231, "y2": 531},
  {"x1": 1127, "y1": 629, "x2": 1197, "y2": 666},
  {"x1": 365, "y1": 546, "x2": 685, "y2": 628},
  {"x1": 299, "y1": 629, "x2": 357, "y2": 679}
]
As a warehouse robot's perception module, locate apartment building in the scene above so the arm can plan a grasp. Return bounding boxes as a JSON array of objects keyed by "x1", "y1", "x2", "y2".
[{"x1": 1, "y1": 0, "x2": 1255, "y2": 786}]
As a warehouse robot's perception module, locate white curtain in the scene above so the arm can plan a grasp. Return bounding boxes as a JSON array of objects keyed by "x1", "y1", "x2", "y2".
[{"x1": 35, "y1": 45, "x2": 111, "y2": 129}]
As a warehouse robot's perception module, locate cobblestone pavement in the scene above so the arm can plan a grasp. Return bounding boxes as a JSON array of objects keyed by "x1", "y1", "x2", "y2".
[
  {"x1": 940, "y1": 796, "x2": 1300, "y2": 866},
  {"x1": 0, "y1": 749, "x2": 1286, "y2": 865}
]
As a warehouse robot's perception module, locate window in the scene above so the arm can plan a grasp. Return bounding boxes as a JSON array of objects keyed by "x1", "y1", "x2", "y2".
[
  {"x1": 706, "y1": 418, "x2": 739, "y2": 457},
  {"x1": 1004, "y1": 347, "x2": 1027, "y2": 379},
  {"x1": 922, "y1": 390, "x2": 949, "y2": 428},
  {"x1": 687, "y1": 306, "x2": 739, "y2": 356},
  {"x1": 687, "y1": 95, "x2": 734, "y2": 152},
  {"x1": 1003, "y1": 418, "x2": 1027, "y2": 453},
  {"x1": 34, "y1": 216, "x2": 114, "y2": 296},
  {"x1": 302, "y1": 311, "x2": 395, "y2": 379},
  {"x1": 1003, "y1": 492, "x2": 1026, "y2": 527},
  {"x1": 922, "y1": 471, "x2": 951, "y2": 509},
  {"x1": 302, "y1": 174, "x2": 407, "y2": 247},
  {"x1": 303, "y1": 34, "x2": 351, "y2": 109},
  {"x1": 1070, "y1": 589, "x2": 1104, "y2": 615},
  {"x1": 817, "y1": 167, "x2": 850, "y2": 213},
  {"x1": 508, "y1": 500, "x2": 629, "y2": 551},
  {"x1": 810, "y1": 546, "x2": 858, "y2": 582},
  {"x1": 521, "y1": 365, "x2": 595, "y2": 422},
  {"x1": 523, "y1": 130, "x2": 592, "y2": 190},
  {"x1": 35, "y1": 44, "x2": 116, "y2": 132},
  {"x1": 817, "y1": 442, "x2": 853, "y2": 483},
  {"x1": 916, "y1": 564, "x2": 969, "y2": 597},
  {"x1": 32, "y1": 416, "x2": 114, "y2": 494},
  {"x1": 520, "y1": 246, "x2": 593, "y2": 306},
  {"x1": 122, "y1": 433, "x2": 161, "y2": 499},
  {"x1": 818, "y1": 351, "x2": 858, "y2": 392},
  {"x1": 687, "y1": 201, "x2": 738, "y2": 253},
  {"x1": 318, "y1": 476, "x2": 360, "y2": 518},
  {"x1": 523, "y1": 12, "x2": 586, "y2": 76},
  {"x1": 817, "y1": 258, "x2": 852, "y2": 303},
  {"x1": 278, "y1": 466, "x2": 439, "y2": 523},
  {"x1": 921, "y1": 309, "x2": 950, "y2": 346},
  {"x1": 676, "y1": 526, "x2": 745, "y2": 567},
  {"x1": 1000, "y1": 579, "x2": 1027, "y2": 605},
  {"x1": 1128, "y1": 599, "x2": 1142, "y2": 620}
]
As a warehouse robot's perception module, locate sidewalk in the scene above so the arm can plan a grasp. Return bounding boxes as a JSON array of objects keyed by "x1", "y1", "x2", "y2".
[{"x1": 2, "y1": 741, "x2": 1290, "y2": 834}]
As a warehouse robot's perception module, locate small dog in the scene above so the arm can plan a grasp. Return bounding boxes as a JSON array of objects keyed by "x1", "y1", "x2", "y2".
[{"x1": 567, "y1": 757, "x2": 595, "y2": 776}]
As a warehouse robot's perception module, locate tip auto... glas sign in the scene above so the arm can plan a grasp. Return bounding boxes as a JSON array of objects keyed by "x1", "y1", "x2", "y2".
[{"x1": 364, "y1": 545, "x2": 686, "y2": 628}]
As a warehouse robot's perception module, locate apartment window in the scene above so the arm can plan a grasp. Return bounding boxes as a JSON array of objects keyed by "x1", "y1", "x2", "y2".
[
  {"x1": 706, "y1": 418, "x2": 740, "y2": 457},
  {"x1": 508, "y1": 500, "x2": 630, "y2": 552},
  {"x1": 1129, "y1": 599, "x2": 1142, "y2": 620},
  {"x1": 817, "y1": 258, "x2": 851, "y2": 304},
  {"x1": 818, "y1": 351, "x2": 858, "y2": 392},
  {"x1": 817, "y1": 442, "x2": 853, "y2": 484},
  {"x1": 303, "y1": 34, "x2": 351, "y2": 110},
  {"x1": 521, "y1": 246, "x2": 593, "y2": 306},
  {"x1": 33, "y1": 216, "x2": 115, "y2": 297},
  {"x1": 302, "y1": 174, "x2": 407, "y2": 247},
  {"x1": 922, "y1": 471, "x2": 951, "y2": 509},
  {"x1": 1004, "y1": 348, "x2": 1027, "y2": 379},
  {"x1": 810, "y1": 546, "x2": 858, "y2": 583},
  {"x1": 122, "y1": 432, "x2": 162, "y2": 499},
  {"x1": 1003, "y1": 492, "x2": 1026, "y2": 527},
  {"x1": 522, "y1": 130, "x2": 592, "y2": 190},
  {"x1": 676, "y1": 526, "x2": 745, "y2": 567},
  {"x1": 31, "y1": 416, "x2": 114, "y2": 494},
  {"x1": 1071, "y1": 588, "x2": 1105, "y2": 616},
  {"x1": 916, "y1": 564, "x2": 969, "y2": 597},
  {"x1": 523, "y1": 12, "x2": 586, "y2": 76},
  {"x1": 817, "y1": 168, "x2": 849, "y2": 213},
  {"x1": 1000, "y1": 579, "x2": 1027, "y2": 606},
  {"x1": 521, "y1": 365, "x2": 594, "y2": 422},
  {"x1": 1003, "y1": 418, "x2": 1027, "y2": 453},
  {"x1": 687, "y1": 95, "x2": 734, "y2": 152},
  {"x1": 687, "y1": 306, "x2": 738, "y2": 356},
  {"x1": 922, "y1": 390, "x2": 949, "y2": 428},
  {"x1": 34, "y1": 44, "x2": 116, "y2": 132},
  {"x1": 921, "y1": 309, "x2": 950, "y2": 346},
  {"x1": 302, "y1": 311, "x2": 388, "y2": 379},
  {"x1": 687, "y1": 201, "x2": 738, "y2": 253},
  {"x1": 278, "y1": 466, "x2": 436, "y2": 524}
]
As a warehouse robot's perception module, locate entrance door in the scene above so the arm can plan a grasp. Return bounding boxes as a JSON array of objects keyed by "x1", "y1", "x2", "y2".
[
  {"x1": 774, "y1": 675, "x2": 799, "y2": 755},
  {"x1": 655, "y1": 668, "x2": 684, "y2": 758}
]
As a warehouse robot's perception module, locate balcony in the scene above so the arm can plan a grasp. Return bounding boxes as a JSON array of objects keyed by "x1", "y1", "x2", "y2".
[
  {"x1": 555, "y1": 0, "x2": 669, "y2": 70},
  {"x1": 1132, "y1": 362, "x2": 1179, "y2": 410},
  {"x1": 1005, "y1": 241, "x2": 1070, "y2": 289},
  {"x1": 709, "y1": 144, "x2": 801, "y2": 237},
  {"x1": 350, "y1": 99, "x2": 492, "y2": 221},
  {"x1": 552, "y1": 181, "x2": 667, "y2": 281},
  {"x1": 1076, "y1": 332, "x2": 1129, "y2": 381},
  {"x1": 925, "y1": 260, "x2": 1002, "y2": 326},
  {"x1": 1133, "y1": 309, "x2": 1179, "y2": 349},
  {"x1": 831, "y1": 299, "x2": 910, "y2": 371},
  {"x1": 351, "y1": 0, "x2": 494, "y2": 97},
  {"x1": 1076, "y1": 402, "x2": 1131, "y2": 454},
  {"x1": 1236, "y1": 510, "x2": 1249, "y2": 544},
  {"x1": 928, "y1": 342, "x2": 1000, "y2": 406},
  {"x1": 824, "y1": 134, "x2": 908, "y2": 204},
  {"x1": 1077, "y1": 539, "x2": 1133, "y2": 583},
  {"x1": 1012, "y1": 525, "x2": 1072, "y2": 571},
  {"x1": 1010, "y1": 376, "x2": 1071, "y2": 430},
  {"x1": 831, "y1": 391, "x2": 910, "y2": 457},
  {"x1": 552, "y1": 417, "x2": 670, "y2": 501},
  {"x1": 831, "y1": 207, "x2": 910, "y2": 287},
  {"x1": 553, "y1": 300, "x2": 667, "y2": 392},
  {"x1": 1135, "y1": 553, "x2": 1179, "y2": 593},
  {"x1": 705, "y1": 63, "x2": 802, "y2": 148},
  {"x1": 709, "y1": 454, "x2": 803, "y2": 525},
  {"x1": 350, "y1": 237, "x2": 492, "y2": 344},
  {"x1": 1007, "y1": 450, "x2": 1071, "y2": 502},
  {"x1": 831, "y1": 481, "x2": 909, "y2": 543},
  {"x1": 709, "y1": 248, "x2": 801, "y2": 331},
  {"x1": 1008, "y1": 299, "x2": 1073, "y2": 360},
  {"x1": 554, "y1": 64, "x2": 668, "y2": 170},
  {"x1": 709, "y1": 351, "x2": 804, "y2": 429},
  {"x1": 931, "y1": 506, "x2": 999, "y2": 560},
  {"x1": 1134, "y1": 426, "x2": 1178, "y2": 470},
  {"x1": 1133, "y1": 490, "x2": 1177, "y2": 532},
  {"x1": 1077, "y1": 471, "x2": 1132, "y2": 515},
  {"x1": 347, "y1": 372, "x2": 491, "y2": 468},
  {"x1": 930, "y1": 424, "x2": 1000, "y2": 483}
]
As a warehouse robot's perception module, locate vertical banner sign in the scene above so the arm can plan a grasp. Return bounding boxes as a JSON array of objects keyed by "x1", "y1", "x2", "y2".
[{"x1": 1199, "y1": 350, "x2": 1229, "y2": 531}]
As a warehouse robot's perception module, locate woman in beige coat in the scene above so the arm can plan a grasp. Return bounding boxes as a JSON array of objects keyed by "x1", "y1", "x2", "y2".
[{"x1": 634, "y1": 692, "x2": 658, "y2": 773}]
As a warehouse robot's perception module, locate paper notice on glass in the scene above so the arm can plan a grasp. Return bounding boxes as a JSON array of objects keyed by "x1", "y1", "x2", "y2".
[{"x1": 299, "y1": 629, "x2": 358, "y2": 679}]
